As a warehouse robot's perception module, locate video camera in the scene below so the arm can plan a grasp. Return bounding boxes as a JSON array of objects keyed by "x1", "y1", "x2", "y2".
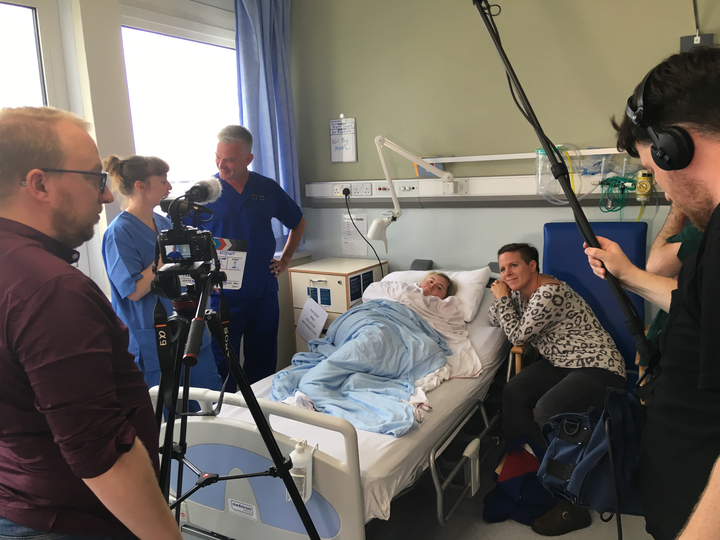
[{"x1": 152, "y1": 178, "x2": 224, "y2": 299}]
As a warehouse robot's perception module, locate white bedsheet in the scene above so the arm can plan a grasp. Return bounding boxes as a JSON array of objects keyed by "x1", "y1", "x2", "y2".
[
  {"x1": 362, "y1": 281, "x2": 483, "y2": 387},
  {"x1": 219, "y1": 292, "x2": 509, "y2": 522}
]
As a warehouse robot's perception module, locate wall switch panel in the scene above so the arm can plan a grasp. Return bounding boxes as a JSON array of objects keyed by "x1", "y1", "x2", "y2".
[
  {"x1": 456, "y1": 178, "x2": 469, "y2": 195},
  {"x1": 394, "y1": 180, "x2": 419, "y2": 196},
  {"x1": 351, "y1": 182, "x2": 372, "y2": 197},
  {"x1": 308, "y1": 176, "x2": 547, "y2": 200}
]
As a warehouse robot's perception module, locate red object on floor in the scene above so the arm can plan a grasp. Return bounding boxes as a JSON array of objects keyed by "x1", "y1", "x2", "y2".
[{"x1": 497, "y1": 449, "x2": 541, "y2": 483}]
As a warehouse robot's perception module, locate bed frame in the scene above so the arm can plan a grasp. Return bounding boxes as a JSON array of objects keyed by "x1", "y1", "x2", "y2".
[
  {"x1": 428, "y1": 396, "x2": 501, "y2": 525},
  {"x1": 152, "y1": 383, "x2": 501, "y2": 540}
]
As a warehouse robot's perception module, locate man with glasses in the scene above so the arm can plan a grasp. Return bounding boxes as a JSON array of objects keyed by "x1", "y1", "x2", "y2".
[
  {"x1": 39, "y1": 167, "x2": 108, "y2": 191},
  {"x1": 0, "y1": 106, "x2": 181, "y2": 539}
]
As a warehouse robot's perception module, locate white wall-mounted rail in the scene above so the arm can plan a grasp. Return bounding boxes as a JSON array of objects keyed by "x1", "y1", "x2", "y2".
[{"x1": 425, "y1": 147, "x2": 620, "y2": 164}]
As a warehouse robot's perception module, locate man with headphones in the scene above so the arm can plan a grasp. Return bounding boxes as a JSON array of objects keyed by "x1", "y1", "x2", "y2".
[{"x1": 585, "y1": 46, "x2": 720, "y2": 540}]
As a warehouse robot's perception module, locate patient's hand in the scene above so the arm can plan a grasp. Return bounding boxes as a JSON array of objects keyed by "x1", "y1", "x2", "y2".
[{"x1": 490, "y1": 279, "x2": 511, "y2": 299}]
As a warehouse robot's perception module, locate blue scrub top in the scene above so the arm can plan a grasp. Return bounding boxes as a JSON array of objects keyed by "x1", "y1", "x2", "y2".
[
  {"x1": 186, "y1": 172, "x2": 303, "y2": 298},
  {"x1": 102, "y1": 212, "x2": 218, "y2": 384}
]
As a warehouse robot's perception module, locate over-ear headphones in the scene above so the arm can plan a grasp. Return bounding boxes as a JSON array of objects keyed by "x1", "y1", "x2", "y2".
[{"x1": 625, "y1": 68, "x2": 695, "y2": 171}]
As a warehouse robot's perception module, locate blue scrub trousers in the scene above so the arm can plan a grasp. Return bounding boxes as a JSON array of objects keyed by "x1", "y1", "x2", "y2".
[
  {"x1": 142, "y1": 334, "x2": 222, "y2": 413},
  {"x1": 210, "y1": 291, "x2": 279, "y2": 390},
  {"x1": 141, "y1": 342, "x2": 223, "y2": 395}
]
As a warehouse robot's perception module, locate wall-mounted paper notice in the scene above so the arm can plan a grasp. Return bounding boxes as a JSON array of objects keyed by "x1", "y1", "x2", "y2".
[
  {"x1": 342, "y1": 213, "x2": 367, "y2": 256},
  {"x1": 330, "y1": 117, "x2": 357, "y2": 163},
  {"x1": 296, "y1": 297, "x2": 329, "y2": 343}
]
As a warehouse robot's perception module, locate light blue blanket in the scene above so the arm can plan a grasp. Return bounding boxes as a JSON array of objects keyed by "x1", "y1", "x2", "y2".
[{"x1": 271, "y1": 299, "x2": 451, "y2": 437}]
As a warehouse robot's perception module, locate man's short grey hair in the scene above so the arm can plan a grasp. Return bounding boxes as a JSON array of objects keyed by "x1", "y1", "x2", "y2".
[
  {"x1": 217, "y1": 125, "x2": 253, "y2": 150},
  {"x1": 0, "y1": 106, "x2": 90, "y2": 199}
]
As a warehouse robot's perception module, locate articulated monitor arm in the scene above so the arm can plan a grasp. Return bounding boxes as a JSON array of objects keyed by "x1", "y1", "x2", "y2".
[{"x1": 369, "y1": 136, "x2": 454, "y2": 252}]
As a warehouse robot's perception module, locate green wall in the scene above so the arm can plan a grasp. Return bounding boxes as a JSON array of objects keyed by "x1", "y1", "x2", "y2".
[{"x1": 290, "y1": 0, "x2": 720, "y2": 184}]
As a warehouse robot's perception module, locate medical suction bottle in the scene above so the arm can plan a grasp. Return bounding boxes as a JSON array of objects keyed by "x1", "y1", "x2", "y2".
[{"x1": 288, "y1": 438, "x2": 315, "y2": 503}]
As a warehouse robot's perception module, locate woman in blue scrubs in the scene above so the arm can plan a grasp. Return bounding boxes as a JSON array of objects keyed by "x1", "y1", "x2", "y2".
[{"x1": 102, "y1": 154, "x2": 222, "y2": 394}]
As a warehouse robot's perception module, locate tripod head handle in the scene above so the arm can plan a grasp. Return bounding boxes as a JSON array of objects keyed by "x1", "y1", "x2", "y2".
[{"x1": 182, "y1": 317, "x2": 206, "y2": 367}]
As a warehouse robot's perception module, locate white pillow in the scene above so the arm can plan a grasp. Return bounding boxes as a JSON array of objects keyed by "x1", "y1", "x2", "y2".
[{"x1": 381, "y1": 267, "x2": 492, "y2": 322}]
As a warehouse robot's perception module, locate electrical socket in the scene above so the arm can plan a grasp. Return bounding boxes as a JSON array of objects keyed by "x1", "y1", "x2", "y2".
[
  {"x1": 680, "y1": 33, "x2": 714, "y2": 52},
  {"x1": 351, "y1": 183, "x2": 372, "y2": 197},
  {"x1": 332, "y1": 183, "x2": 351, "y2": 196}
]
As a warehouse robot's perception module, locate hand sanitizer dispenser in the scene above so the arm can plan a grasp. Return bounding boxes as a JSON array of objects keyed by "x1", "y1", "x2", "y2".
[{"x1": 288, "y1": 438, "x2": 316, "y2": 503}]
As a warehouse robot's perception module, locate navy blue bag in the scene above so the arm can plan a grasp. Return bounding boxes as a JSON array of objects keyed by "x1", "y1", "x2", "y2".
[{"x1": 537, "y1": 387, "x2": 645, "y2": 517}]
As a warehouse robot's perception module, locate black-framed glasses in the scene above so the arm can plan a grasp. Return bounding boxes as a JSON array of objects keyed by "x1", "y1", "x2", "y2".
[{"x1": 39, "y1": 168, "x2": 108, "y2": 194}]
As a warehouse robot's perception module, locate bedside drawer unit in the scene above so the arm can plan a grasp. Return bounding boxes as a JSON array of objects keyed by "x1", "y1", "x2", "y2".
[{"x1": 288, "y1": 258, "x2": 388, "y2": 353}]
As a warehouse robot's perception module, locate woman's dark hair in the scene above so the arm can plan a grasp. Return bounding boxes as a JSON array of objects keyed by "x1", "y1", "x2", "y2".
[
  {"x1": 498, "y1": 243, "x2": 539, "y2": 268},
  {"x1": 612, "y1": 47, "x2": 720, "y2": 158}
]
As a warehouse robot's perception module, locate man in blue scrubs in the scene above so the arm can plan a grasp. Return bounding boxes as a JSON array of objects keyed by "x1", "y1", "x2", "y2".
[{"x1": 188, "y1": 125, "x2": 305, "y2": 389}]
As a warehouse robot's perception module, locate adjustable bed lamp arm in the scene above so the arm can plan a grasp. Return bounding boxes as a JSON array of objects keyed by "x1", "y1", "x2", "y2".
[
  {"x1": 473, "y1": 0, "x2": 657, "y2": 367},
  {"x1": 369, "y1": 135, "x2": 454, "y2": 252}
]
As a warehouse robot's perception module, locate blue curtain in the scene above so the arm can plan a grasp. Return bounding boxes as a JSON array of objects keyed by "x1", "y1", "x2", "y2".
[{"x1": 234, "y1": 0, "x2": 300, "y2": 245}]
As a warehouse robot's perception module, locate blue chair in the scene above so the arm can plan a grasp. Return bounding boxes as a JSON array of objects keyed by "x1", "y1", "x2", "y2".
[{"x1": 542, "y1": 222, "x2": 648, "y2": 388}]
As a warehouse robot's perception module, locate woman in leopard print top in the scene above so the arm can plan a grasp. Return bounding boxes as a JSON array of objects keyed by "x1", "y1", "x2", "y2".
[{"x1": 488, "y1": 243, "x2": 626, "y2": 449}]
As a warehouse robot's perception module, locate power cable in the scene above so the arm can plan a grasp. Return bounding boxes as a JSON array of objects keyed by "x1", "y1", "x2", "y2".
[{"x1": 343, "y1": 189, "x2": 384, "y2": 278}]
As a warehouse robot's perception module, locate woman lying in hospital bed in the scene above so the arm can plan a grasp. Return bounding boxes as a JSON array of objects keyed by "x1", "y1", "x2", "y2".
[
  {"x1": 271, "y1": 272, "x2": 484, "y2": 437},
  {"x1": 174, "y1": 267, "x2": 507, "y2": 536}
]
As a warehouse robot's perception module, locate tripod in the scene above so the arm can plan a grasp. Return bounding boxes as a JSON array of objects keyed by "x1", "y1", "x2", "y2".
[{"x1": 153, "y1": 267, "x2": 321, "y2": 540}]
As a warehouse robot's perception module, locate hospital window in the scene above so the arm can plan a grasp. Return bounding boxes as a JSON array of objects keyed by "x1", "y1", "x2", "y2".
[
  {"x1": 0, "y1": 2, "x2": 46, "y2": 108},
  {"x1": 121, "y1": 27, "x2": 240, "y2": 195}
]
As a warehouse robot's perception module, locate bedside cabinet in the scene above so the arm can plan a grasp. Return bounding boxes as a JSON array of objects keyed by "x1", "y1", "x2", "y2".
[{"x1": 288, "y1": 258, "x2": 388, "y2": 353}]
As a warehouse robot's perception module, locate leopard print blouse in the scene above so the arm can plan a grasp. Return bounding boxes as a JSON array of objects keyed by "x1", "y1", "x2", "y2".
[{"x1": 488, "y1": 281, "x2": 625, "y2": 377}]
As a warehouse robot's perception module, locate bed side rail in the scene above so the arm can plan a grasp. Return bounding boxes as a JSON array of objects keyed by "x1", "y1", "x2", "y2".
[{"x1": 172, "y1": 388, "x2": 360, "y2": 473}]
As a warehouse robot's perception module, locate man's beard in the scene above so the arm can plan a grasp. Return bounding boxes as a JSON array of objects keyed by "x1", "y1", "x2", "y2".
[
  {"x1": 49, "y1": 206, "x2": 97, "y2": 249},
  {"x1": 670, "y1": 173, "x2": 718, "y2": 232},
  {"x1": 678, "y1": 199, "x2": 716, "y2": 232}
]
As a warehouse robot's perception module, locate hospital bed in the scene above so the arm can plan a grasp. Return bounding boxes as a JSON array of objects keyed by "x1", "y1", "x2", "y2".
[{"x1": 160, "y1": 270, "x2": 510, "y2": 540}]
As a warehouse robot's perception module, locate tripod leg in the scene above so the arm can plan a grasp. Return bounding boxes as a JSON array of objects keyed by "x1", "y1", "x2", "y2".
[
  {"x1": 156, "y1": 309, "x2": 202, "y2": 523},
  {"x1": 158, "y1": 338, "x2": 184, "y2": 501},
  {"x1": 205, "y1": 308, "x2": 321, "y2": 540},
  {"x1": 174, "y1": 368, "x2": 192, "y2": 523}
]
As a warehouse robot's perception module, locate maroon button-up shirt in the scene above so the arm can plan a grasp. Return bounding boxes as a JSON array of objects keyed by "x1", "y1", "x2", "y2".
[{"x1": 0, "y1": 217, "x2": 159, "y2": 536}]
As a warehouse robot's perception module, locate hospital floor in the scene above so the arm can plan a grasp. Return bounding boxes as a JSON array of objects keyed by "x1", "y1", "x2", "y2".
[{"x1": 364, "y1": 441, "x2": 653, "y2": 540}]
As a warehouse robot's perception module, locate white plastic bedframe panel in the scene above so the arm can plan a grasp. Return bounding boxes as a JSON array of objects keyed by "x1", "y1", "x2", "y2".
[
  {"x1": 156, "y1": 388, "x2": 365, "y2": 540},
  {"x1": 218, "y1": 291, "x2": 509, "y2": 523}
]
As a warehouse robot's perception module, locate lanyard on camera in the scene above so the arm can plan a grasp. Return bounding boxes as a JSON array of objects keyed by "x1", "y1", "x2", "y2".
[
  {"x1": 218, "y1": 287, "x2": 232, "y2": 361},
  {"x1": 154, "y1": 299, "x2": 177, "y2": 413}
]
